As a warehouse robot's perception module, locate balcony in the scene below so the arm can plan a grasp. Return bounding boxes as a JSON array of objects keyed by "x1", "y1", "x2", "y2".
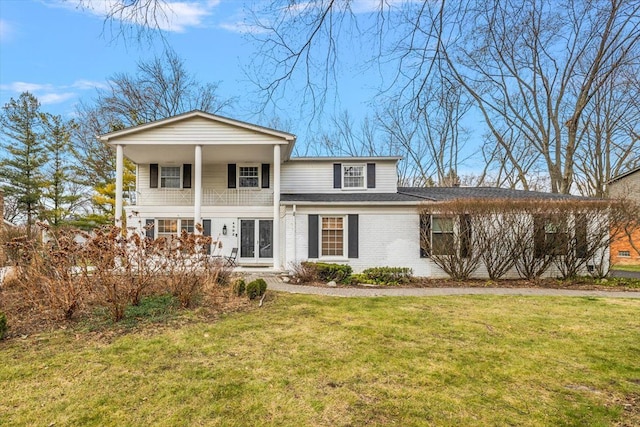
[{"x1": 128, "y1": 188, "x2": 274, "y2": 206}]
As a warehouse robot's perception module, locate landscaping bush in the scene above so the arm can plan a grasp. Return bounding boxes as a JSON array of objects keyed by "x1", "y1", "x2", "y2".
[
  {"x1": 0, "y1": 311, "x2": 7, "y2": 340},
  {"x1": 233, "y1": 279, "x2": 246, "y2": 296},
  {"x1": 301, "y1": 262, "x2": 352, "y2": 283},
  {"x1": 362, "y1": 267, "x2": 413, "y2": 285},
  {"x1": 246, "y1": 279, "x2": 267, "y2": 300},
  {"x1": 289, "y1": 261, "x2": 319, "y2": 283}
]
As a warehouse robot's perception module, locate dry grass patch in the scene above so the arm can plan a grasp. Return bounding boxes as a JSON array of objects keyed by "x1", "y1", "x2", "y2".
[{"x1": 1, "y1": 294, "x2": 639, "y2": 426}]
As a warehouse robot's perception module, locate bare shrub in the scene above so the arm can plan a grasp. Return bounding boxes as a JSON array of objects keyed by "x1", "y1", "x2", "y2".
[
  {"x1": 5, "y1": 225, "x2": 87, "y2": 320},
  {"x1": 420, "y1": 200, "x2": 483, "y2": 280},
  {"x1": 289, "y1": 261, "x2": 319, "y2": 283},
  {"x1": 420, "y1": 198, "x2": 621, "y2": 280}
]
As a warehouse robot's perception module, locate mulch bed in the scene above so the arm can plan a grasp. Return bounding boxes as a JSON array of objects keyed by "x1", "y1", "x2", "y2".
[{"x1": 299, "y1": 277, "x2": 640, "y2": 292}]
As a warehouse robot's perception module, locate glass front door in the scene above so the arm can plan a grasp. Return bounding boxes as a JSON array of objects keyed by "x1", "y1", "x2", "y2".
[{"x1": 240, "y1": 219, "x2": 273, "y2": 262}]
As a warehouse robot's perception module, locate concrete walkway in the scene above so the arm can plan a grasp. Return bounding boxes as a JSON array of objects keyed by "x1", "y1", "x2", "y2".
[{"x1": 255, "y1": 276, "x2": 640, "y2": 299}]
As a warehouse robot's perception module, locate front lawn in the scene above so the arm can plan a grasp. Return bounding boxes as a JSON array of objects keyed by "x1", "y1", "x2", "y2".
[
  {"x1": 1, "y1": 294, "x2": 639, "y2": 426},
  {"x1": 612, "y1": 264, "x2": 640, "y2": 273}
]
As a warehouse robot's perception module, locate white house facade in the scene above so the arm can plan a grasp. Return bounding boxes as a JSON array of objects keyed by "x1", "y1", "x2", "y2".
[{"x1": 101, "y1": 110, "x2": 597, "y2": 277}]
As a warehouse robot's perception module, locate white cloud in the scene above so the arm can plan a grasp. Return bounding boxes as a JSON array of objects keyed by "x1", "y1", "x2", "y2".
[
  {"x1": 39, "y1": 92, "x2": 77, "y2": 105},
  {"x1": 60, "y1": 0, "x2": 219, "y2": 33},
  {"x1": 0, "y1": 19, "x2": 12, "y2": 43},
  {"x1": 71, "y1": 79, "x2": 108, "y2": 90},
  {"x1": 0, "y1": 82, "x2": 54, "y2": 92},
  {"x1": 218, "y1": 20, "x2": 270, "y2": 35},
  {"x1": 0, "y1": 79, "x2": 108, "y2": 106}
]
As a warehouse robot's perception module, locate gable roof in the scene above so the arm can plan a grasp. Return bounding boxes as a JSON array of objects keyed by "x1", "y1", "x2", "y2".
[
  {"x1": 98, "y1": 110, "x2": 297, "y2": 143},
  {"x1": 607, "y1": 165, "x2": 640, "y2": 184}
]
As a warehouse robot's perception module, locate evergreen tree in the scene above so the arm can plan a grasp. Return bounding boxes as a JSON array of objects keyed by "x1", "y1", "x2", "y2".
[
  {"x1": 41, "y1": 113, "x2": 83, "y2": 227},
  {"x1": 0, "y1": 92, "x2": 47, "y2": 237}
]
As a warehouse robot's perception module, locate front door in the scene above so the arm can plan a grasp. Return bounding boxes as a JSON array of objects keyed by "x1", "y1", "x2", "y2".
[{"x1": 240, "y1": 219, "x2": 273, "y2": 263}]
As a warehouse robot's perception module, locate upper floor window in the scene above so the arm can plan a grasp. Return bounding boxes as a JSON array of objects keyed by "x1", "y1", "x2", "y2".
[
  {"x1": 343, "y1": 164, "x2": 365, "y2": 189},
  {"x1": 161, "y1": 166, "x2": 181, "y2": 188},
  {"x1": 239, "y1": 166, "x2": 259, "y2": 188}
]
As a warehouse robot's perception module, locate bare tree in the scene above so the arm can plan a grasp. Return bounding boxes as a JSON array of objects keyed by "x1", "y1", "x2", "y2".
[{"x1": 89, "y1": 0, "x2": 640, "y2": 195}]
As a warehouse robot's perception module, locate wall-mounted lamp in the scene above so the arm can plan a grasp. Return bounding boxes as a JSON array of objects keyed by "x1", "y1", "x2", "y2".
[{"x1": 222, "y1": 224, "x2": 228, "y2": 235}]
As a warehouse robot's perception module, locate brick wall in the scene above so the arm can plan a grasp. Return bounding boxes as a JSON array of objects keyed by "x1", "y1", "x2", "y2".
[{"x1": 609, "y1": 169, "x2": 640, "y2": 266}]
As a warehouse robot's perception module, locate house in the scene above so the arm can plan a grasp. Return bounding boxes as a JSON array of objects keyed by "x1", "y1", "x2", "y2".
[
  {"x1": 100, "y1": 110, "x2": 602, "y2": 278},
  {"x1": 608, "y1": 165, "x2": 640, "y2": 266}
]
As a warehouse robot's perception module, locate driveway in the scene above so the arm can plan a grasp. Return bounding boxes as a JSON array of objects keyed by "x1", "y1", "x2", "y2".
[{"x1": 610, "y1": 269, "x2": 640, "y2": 279}]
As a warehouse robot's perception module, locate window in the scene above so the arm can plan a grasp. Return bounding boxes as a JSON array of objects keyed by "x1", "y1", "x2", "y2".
[
  {"x1": 618, "y1": 250, "x2": 631, "y2": 258},
  {"x1": 239, "y1": 166, "x2": 259, "y2": 188},
  {"x1": 343, "y1": 165, "x2": 365, "y2": 188},
  {"x1": 160, "y1": 166, "x2": 181, "y2": 188},
  {"x1": 181, "y1": 219, "x2": 194, "y2": 233},
  {"x1": 157, "y1": 219, "x2": 178, "y2": 247},
  {"x1": 431, "y1": 216, "x2": 455, "y2": 256},
  {"x1": 534, "y1": 215, "x2": 568, "y2": 257},
  {"x1": 321, "y1": 216, "x2": 344, "y2": 256}
]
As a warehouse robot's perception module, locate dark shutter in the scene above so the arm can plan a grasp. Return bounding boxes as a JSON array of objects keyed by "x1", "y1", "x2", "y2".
[
  {"x1": 308, "y1": 215, "x2": 319, "y2": 258},
  {"x1": 333, "y1": 163, "x2": 342, "y2": 189},
  {"x1": 575, "y1": 214, "x2": 588, "y2": 258},
  {"x1": 183, "y1": 164, "x2": 192, "y2": 189},
  {"x1": 420, "y1": 214, "x2": 431, "y2": 258},
  {"x1": 534, "y1": 215, "x2": 545, "y2": 258},
  {"x1": 348, "y1": 214, "x2": 359, "y2": 258},
  {"x1": 150, "y1": 164, "x2": 158, "y2": 188},
  {"x1": 203, "y1": 219, "x2": 212, "y2": 255},
  {"x1": 460, "y1": 214, "x2": 472, "y2": 258},
  {"x1": 367, "y1": 163, "x2": 376, "y2": 188},
  {"x1": 227, "y1": 164, "x2": 236, "y2": 188},
  {"x1": 261, "y1": 163, "x2": 270, "y2": 188},
  {"x1": 145, "y1": 219, "x2": 155, "y2": 239}
]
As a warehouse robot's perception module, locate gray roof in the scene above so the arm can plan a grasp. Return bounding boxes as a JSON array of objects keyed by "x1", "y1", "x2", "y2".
[
  {"x1": 281, "y1": 187, "x2": 591, "y2": 204},
  {"x1": 398, "y1": 186, "x2": 590, "y2": 201},
  {"x1": 607, "y1": 165, "x2": 640, "y2": 184},
  {"x1": 280, "y1": 192, "x2": 424, "y2": 203}
]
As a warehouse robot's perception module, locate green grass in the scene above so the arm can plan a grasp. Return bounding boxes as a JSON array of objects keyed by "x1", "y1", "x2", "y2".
[
  {"x1": 1, "y1": 294, "x2": 639, "y2": 426},
  {"x1": 612, "y1": 264, "x2": 640, "y2": 272}
]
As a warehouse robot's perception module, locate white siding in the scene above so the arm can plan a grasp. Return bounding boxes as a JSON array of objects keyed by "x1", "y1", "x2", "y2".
[
  {"x1": 281, "y1": 160, "x2": 398, "y2": 193},
  {"x1": 135, "y1": 163, "x2": 273, "y2": 206},
  {"x1": 113, "y1": 116, "x2": 288, "y2": 145},
  {"x1": 282, "y1": 205, "x2": 584, "y2": 279},
  {"x1": 609, "y1": 170, "x2": 640, "y2": 202}
]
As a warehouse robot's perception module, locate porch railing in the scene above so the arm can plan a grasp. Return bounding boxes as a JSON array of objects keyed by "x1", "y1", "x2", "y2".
[{"x1": 128, "y1": 188, "x2": 274, "y2": 206}]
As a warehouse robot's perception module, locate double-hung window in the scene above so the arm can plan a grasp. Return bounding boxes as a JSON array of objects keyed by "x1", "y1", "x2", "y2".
[
  {"x1": 343, "y1": 165, "x2": 365, "y2": 189},
  {"x1": 432, "y1": 216, "x2": 455, "y2": 256},
  {"x1": 180, "y1": 219, "x2": 194, "y2": 233},
  {"x1": 239, "y1": 166, "x2": 259, "y2": 188},
  {"x1": 160, "y1": 166, "x2": 181, "y2": 188},
  {"x1": 321, "y1": 216, "x2": 344, "y2": 256}
]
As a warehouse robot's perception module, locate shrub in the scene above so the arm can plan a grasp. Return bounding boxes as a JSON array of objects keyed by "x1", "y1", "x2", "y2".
[
  {"x1": 246, "y1": 278, "x2": 267, "y2": 300},
  {"x1": 362, "y1": 267, "x2": 413, "y2": 285},
  {"x1": 289, "y1": 261, "x2": 319, "y2": 283},
  {"x1": 233, "y1": 279, "x2": 246, "y2": 296},
  {"x1": 302, "y1": 262, "x2": 352, "y2": 283},
  {"x1": 0, "y1": 311, "x2": 7, "y2": 340}
]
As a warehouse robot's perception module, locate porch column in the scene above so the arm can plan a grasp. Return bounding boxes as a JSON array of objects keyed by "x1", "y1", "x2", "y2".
[
  {"x1": 273, "y1": 144, "x2": 281, "y2": 270},
  {"x1": 194, "y1": 144, "x2": 203, "y2": 232},
  {"x1": 115, "y1": 144, "x2": 124, "y2": 228}
]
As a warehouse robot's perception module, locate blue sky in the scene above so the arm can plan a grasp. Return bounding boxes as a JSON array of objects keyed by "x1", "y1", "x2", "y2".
[{"x1": 0, "y1": 0, "x2": 383, "y2": 144}]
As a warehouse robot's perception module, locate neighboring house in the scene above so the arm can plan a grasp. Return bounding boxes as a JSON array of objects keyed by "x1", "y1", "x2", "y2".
[
  {"x1": 608, "y1": 165, "x2": 640, "y2": 266},
  {"x1": 100, "y1": 110, "x2": 599, "y2": 277}
]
